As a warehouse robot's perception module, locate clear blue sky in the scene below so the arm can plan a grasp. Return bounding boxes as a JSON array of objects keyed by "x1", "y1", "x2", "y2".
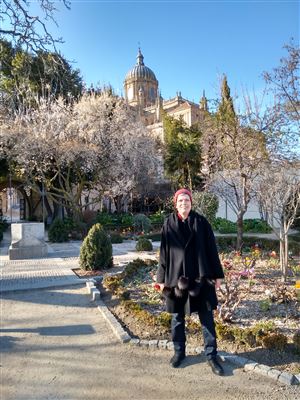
[{"x1": 32, "y1": 0, "x2": 298, "y2": 103}]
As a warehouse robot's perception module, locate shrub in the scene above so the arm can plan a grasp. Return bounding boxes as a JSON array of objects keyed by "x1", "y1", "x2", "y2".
[
  {"x1": 119, "y1": 213, "x2": 134, "y2": 227},
  {"x1": 79, "y1": 223, "x2": 113, "y2": 271},
  {"x1": 133, "y1": 214, "x2": 152, "y2": 234},
  {"x1": 96, "y1": 211, "x2": 115, "y2": 226},
  {"x1": 215, "y1": 322, "x2": 235, "y2": 342},
  {"x1": 95, "y1": 212, "x2": 134, "y2": 231},
  {"x1": 48, "y1": 218, "x2": 69, "y2": 242},
  {"x1": 149, "y1": 210, "x2": 166, "y2": 224},
  {"x1": 156, "y1": 312, "x2": 172, "y2": 328},
  {"x1": 262, "y1": 333, "x2": 288, "y2": 350},
  {"x1": 63, "y1": 217, "x2": 87, "y2": 240},
  {"x1": 0, "y1": 219, "x2": 9, "y2": 231},
  {"x1": 243, "y1": 219, "x2": 272, "y2": 233},
  {"x1": 213, "y1": 217, "x2": 237, "y2": 234},
  {"x1": 136, "y1": 237, "x2": 153, "y2": 251},
  {"x1": 109, "y1": 232, "x2": 123, "y2": 243},
  {"x1": 192, "y1": 191, "x2": 219, "y2": 224},
  {"x1": 103, "y1": 274, "x2": 123, "y2": 292}
]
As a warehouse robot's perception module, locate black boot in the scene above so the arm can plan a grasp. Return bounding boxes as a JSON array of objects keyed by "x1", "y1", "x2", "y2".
[
  {"x1": 207, "y1": 357, "x2": 224, "y2": 376},
  {"x1": 170, "y1": 352, "x2": 185, "y2": 368}
]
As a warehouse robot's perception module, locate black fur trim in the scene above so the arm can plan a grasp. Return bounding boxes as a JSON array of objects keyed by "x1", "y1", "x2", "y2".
[{"x1": 177, "y1": 276, "x2": 189, "y2": 290}]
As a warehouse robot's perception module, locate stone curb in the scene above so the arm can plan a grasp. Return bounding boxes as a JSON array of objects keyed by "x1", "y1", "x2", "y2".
[
  {"x1": 84, "y1": 279, "x2": 299, "y2": 386},
  {"x1": 127, "y1": 338, "x2": 299, "y2": 386},
  {"x1": 85, "y1": 279, "x2": 131, "y2": 342}
]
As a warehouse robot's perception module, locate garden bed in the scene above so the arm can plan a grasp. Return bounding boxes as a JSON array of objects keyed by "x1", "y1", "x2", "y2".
[{"x1": 98, "y1": 257, "x2": 300, "y2": 375}]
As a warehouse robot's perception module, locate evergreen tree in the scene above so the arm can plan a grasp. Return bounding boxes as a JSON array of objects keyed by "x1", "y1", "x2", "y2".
[
  {"x1": 163, "y1": 114, "x2": 202, "y2": 189},
  {"x1": 0, "y1": 40, "x2": 83, "y2": 111},
  {"x1": 218, "y1": 74, "x2": 236, "y2": 120}
]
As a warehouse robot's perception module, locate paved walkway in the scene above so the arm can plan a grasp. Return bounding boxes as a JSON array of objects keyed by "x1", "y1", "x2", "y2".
[
  {"x1": 0, "y1": 230, "x2": 159, "y2": 293},
  {"x1": 1, "y1": 229, "x2": 299, "y2": 399}
]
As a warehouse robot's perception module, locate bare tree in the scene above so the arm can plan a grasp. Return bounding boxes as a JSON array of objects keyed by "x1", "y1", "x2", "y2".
[
  {"x1": 254, "y1": 160, "x2": 300, "y2": 280},
  {"x1": 0, "y1": 0, "x2": 70, "y2": 52},
  {"x1": 0, "y1": 91, "x2": 159, "y2": 221},
  {"x1": 264, "y1": 41, "x2": 300, "y2": 125},
  {"x1": 262, "y1": 41, "x2": 300, "y2": 159}
]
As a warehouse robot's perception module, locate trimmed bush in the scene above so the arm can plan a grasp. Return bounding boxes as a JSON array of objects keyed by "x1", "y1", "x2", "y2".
[
  {"x1": 136, "y1": 237, "x2": 153, "y2": 251},
  {"x1": 133, "y1": 214, "x2": 152, "y2": 234},
  {"x1": 79, "y1": 223, "x2": 113, "y2": 271},
  {"x1": 48, "y1": 218, "x2": 69, "y2": 242}
]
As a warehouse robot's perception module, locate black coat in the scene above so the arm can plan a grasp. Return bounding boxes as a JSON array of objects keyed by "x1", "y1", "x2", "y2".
[{"x1": 157, "y1": 211, "x2": 224, "y2": 314}]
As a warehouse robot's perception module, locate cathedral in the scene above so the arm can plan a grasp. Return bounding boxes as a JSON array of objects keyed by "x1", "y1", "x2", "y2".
[{"x1": 123, "y1": 48, "x2": 209, "y2": 141}]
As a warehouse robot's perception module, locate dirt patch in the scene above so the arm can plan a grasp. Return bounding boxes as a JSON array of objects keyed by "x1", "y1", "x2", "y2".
[
  {"x1": 72, "y1": 264, "x2": 124, "y2": 278},
  {"x1": 72, "y1": 268, "x2": 104, "y2": 278}
]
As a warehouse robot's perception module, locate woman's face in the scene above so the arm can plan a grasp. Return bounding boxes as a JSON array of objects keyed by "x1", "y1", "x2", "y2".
[{"x1": 176, "y1": 193, "x2": 192, "y2": 216}]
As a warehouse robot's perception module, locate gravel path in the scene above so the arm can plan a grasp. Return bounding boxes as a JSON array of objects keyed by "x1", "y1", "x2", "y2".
[{"x1": 1, "y1": 286, "x2": 299, "y2": 400}]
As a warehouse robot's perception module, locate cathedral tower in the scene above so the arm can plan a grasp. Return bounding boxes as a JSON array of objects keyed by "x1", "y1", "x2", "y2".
[{"x1": 124, "y1": 48, "x2": 158, "y2": 107}]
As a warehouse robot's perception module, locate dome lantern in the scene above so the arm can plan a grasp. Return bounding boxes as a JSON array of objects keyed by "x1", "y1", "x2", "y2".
[{"x1": 124, "y1": 49, "x2": 158, "y2": 106}]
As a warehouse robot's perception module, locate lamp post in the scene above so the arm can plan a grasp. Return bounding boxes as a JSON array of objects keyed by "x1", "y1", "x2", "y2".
[
  {"x1": 41, "y1": 181, "x2": 46, "y2": 225},
  {"x1": 9, "y1": 170, "x2": 13, "y2": 224}
]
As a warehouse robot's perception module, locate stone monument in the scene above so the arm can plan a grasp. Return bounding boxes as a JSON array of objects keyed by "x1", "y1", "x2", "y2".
[{"x1": 9, "y1": 223, "x2": 48, "y2": 260}]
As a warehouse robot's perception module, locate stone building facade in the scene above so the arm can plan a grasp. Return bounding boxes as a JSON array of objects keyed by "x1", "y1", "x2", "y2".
[{"x1": 124, "y1": 48, "x2": 208, "y2": 142}]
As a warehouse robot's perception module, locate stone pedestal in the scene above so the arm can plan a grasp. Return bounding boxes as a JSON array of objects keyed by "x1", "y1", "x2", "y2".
[{"x1": 9, "y1": 223, "x2": 48, "y2": 260}]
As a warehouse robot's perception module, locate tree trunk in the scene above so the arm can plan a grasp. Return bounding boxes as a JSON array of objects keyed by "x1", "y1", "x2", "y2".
[
  {"x1": 284, "y1": 234, "x2": 289, "y2": 279},
  {"x1": 279, "y1": 227, "x2": 287, "y2": 281},
  {"x1": 114, "y1": 195, "x2": 123, "y2": 214},
  {"x1": 236, "y1": 213, "x2": 244, "y2": 252},
  {"x1": 44, "y1": 196, "x2": 53, "y2": 222}
]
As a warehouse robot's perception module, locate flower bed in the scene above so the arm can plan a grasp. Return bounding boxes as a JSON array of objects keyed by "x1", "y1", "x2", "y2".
[{"x1": 99, "y1": 256, "x2": 300, "y2": 374}]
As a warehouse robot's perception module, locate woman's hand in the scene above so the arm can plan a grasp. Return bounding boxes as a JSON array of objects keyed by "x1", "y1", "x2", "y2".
[
  {"x1": 154, "y1": 283, "x2": 165, "y2": 291},
  {"x1": 215, "y1": 279, "x2": 222, "y2": 289}
]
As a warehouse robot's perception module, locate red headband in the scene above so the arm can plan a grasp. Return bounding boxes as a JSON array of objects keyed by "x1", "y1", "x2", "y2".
[{"x1": 174, "y1": 189, "x2": 192, "y2": 205}]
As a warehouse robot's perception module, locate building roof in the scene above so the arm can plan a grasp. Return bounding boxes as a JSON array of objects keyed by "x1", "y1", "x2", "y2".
[{"x1": 125, "y1": 48, "x2": 157, "y2": 82}]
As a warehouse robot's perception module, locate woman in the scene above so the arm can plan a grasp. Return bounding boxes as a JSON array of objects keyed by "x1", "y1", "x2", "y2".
[{"x1": 156, "y1": 188, "x2": 225, "y2": 375}]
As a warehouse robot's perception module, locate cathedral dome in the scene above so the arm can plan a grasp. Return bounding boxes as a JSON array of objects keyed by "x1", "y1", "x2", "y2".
[{"x1": 125, "y1": 49, "x2": 157, "y2": 82}]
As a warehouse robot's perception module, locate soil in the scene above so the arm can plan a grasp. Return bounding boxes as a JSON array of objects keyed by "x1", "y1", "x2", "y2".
[
  {"x1": 94, "y1": 259, "x2": 300, "y2": 375},
  {"x1": 72, "y1": 268, "x2": 104, "y2": 278}
]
